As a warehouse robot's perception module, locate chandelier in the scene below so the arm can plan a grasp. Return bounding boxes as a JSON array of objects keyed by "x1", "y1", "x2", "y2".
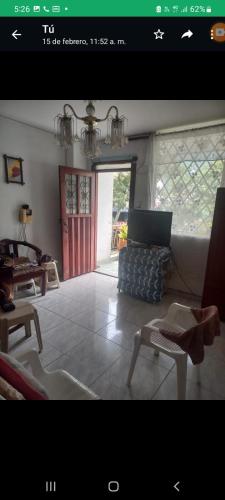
[{"x1": 54, "y1": 100, "x2": 128, "y2": 159}]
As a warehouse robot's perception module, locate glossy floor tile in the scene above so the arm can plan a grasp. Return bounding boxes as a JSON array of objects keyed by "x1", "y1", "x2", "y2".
[
  {"x1": 70, "y1": 308, "x2": 116, "y2": 333},
  {"x1": 48, "y1": 334, "x2": 123, "y2": 386},
  {"x1": 7, "y1": 272, "x2": 225, "y2": 400},
  {"x1": 9, "y1": 334, "x2": 62, "y2": 368},
  {"x1": 90, "y1": 350, "x2": 169, "y2": 400},
  {"x1": 44, "y1": 321, "x2": 93, "y2": 354},
  {"x1": 152, "y1": 371, "x2": 223, "y2": 400},
  {"x1": 95, "y1": 258, "x2": 119, "y2": 278}
]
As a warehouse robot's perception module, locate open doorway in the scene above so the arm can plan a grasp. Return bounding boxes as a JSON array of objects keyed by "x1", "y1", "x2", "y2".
[{"x1": 93, "y1": 159, "x2": 136, "y2": 278}]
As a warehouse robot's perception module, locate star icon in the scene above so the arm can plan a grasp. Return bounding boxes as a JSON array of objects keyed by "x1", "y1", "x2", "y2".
[{"x1": 154, "y1": 29, "x2": 165, "y2": 39}]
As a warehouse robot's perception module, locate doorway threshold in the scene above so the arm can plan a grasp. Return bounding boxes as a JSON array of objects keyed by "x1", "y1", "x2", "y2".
[
  {"x1": 95, "y1": 259, "x2": 119, "y2": 278},
  {"x1": 94, "y1": 271, "x2": 118, "y2": 279}
]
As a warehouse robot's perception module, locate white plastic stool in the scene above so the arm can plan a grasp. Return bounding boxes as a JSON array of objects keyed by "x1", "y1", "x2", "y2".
[
  {"x1": 42, "y1": 261, "x2": 60, "y2": 290},
  {"x1": 0, "y1": 301, "x2": 43, "y2": 354},
  {"x1": 14, "y1": 279, "x2": 37, "y2": 297}
]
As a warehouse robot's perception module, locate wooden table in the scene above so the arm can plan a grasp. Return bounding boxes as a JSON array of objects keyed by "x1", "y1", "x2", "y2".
[{"x1": 0, "y1": 265, "x2": 47, "y2": 298}]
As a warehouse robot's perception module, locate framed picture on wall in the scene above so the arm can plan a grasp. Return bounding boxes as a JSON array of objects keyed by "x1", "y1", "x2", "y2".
[{"x1": 3, "y1": 155, "x2": 25, "y2": 185}]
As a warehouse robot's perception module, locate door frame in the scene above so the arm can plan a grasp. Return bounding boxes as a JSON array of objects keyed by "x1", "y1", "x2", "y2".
[
  {"x1": 92, "y1": 156, "x2": 137, "y2": 272},
  {"x1": 92, "y1": 156, "x2": 137, "y2": 210}
]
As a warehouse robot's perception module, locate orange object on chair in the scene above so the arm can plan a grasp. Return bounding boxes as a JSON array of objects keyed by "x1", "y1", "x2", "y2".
[{"x1": 160, "y1": 305, "x2": 220, "y2": 365}]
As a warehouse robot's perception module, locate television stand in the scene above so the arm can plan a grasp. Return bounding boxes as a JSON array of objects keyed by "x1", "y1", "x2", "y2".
[{"x1": 118, "y1": 245, "x2": 171, "y2": 303}]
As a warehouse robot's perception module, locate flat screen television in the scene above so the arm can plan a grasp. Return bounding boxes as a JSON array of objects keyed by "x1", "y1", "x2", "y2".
[{"x1": 127, "y1": 209, "x2": 172, "y2": 247}]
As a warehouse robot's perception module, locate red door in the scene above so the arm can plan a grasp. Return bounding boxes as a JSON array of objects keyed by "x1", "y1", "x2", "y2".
[{"x1": 59, "y1": 166, "x2": 96, "y2": 281}]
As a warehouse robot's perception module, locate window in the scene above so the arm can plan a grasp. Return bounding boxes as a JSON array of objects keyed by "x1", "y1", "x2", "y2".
[{"x1": 153, "y1": 125, "x2": 225, "y2": 237}]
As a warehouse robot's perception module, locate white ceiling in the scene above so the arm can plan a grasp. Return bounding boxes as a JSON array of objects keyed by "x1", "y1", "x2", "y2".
[{"x1": 0, "y1": 100, "x2": 224, "y2": 136}]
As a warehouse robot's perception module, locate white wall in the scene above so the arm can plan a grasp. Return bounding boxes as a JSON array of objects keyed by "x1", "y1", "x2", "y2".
[
  {"x1": 64, "y1": 146, "x2": 73, "y2": 167},
  {"x1": 73, "y1": 142, "x2": 88, "y2": 170},
  {"x1": 166, "y1": 234, "x2": 209, "y2": 297},
  {"x1": 60, "y1": 143, "x2": 86, "y2": 169},
  {"x1": 97, "y1": 172, "x2": 114, "y2": 263},
  {"x1": 0, "y1": 116, "x2": 64, "y2": 265}
]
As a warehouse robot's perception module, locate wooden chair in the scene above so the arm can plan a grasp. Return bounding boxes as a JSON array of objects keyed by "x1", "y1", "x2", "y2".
[
  {"x1": 0, "y1": 239, "x2": 46, "y2": 297},
  {"x1": 0, "y1": 239, "x2": 42, "y2": 264}
]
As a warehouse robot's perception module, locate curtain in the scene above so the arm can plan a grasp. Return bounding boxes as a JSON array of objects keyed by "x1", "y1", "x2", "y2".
[
  {"x1": 145, "y1": 133, "x2": 155, "y2": 209},
  {"x1": 154, "y1": 125, "x2": 225, "y2": 164},
  {"x1": 221, "y1": 160, "x2": 225, "y2": 187}
]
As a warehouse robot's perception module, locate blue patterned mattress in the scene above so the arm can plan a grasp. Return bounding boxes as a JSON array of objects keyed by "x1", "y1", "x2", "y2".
[{"x1": 118, "y1": 246, "x2": 171, "y2": 303}]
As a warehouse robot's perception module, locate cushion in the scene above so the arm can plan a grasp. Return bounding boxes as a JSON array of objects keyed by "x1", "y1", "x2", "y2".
[
  {"x1": 2, "y1": 256, "x2": 14, "y2": 267},
  {"x1": 0, "y1": 376, "x2": 25, "y2": 400},
  {"x1": 0, "y1": 353, "x2": 49, "y2": 400},
  {"x1": 14, "y1": 257, "x2": 30, "y2": 265}
]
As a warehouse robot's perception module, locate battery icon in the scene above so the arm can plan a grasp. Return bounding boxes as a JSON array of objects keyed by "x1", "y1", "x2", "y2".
[{"x1": 206, "y1": 6, "x2": 212, "y2": 12}]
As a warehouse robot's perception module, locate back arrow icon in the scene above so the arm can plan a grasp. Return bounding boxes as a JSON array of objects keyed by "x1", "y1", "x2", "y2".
[
  {"x1": 12, "y1": 30, "x2": 22, "y2": 39},
  {"x1": 181, "y1": 29, "x2": 193, "y2": 39},
  {"x1": 174, "y1": 481, "x2": 180, "y2": 492}
]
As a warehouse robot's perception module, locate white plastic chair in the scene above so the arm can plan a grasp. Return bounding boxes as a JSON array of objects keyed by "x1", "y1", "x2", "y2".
[
  {"x1": 16, "y1": 349, "x2": 100, "y2": 400},
  {"x1": 127, "y1": 303, "x2": 198, "y2": 400}
]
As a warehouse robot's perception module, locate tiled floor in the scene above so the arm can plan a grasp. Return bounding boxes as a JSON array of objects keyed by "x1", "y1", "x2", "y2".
[
  {"x1": 8, "y1": 272, "x2": 225, "y2": 400},
  {"x1": 95, "y1": 258, "x2": 119, "y2": 277}
]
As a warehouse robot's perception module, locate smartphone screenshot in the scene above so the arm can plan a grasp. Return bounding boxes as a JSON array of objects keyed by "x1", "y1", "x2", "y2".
[{"x1": 0, "y1": 1, "x2": 224, "y2": 407}]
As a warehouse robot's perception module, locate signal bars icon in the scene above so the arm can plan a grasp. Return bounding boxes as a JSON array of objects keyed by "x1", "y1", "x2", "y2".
[{"x1": 46, "y1": 481, "x2": 56, "y2": 493}]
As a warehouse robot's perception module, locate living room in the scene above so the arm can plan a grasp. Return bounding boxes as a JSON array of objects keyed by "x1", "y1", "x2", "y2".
[{"x1": 0, "y1": 99, "x2": 225, "y2": 400}]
